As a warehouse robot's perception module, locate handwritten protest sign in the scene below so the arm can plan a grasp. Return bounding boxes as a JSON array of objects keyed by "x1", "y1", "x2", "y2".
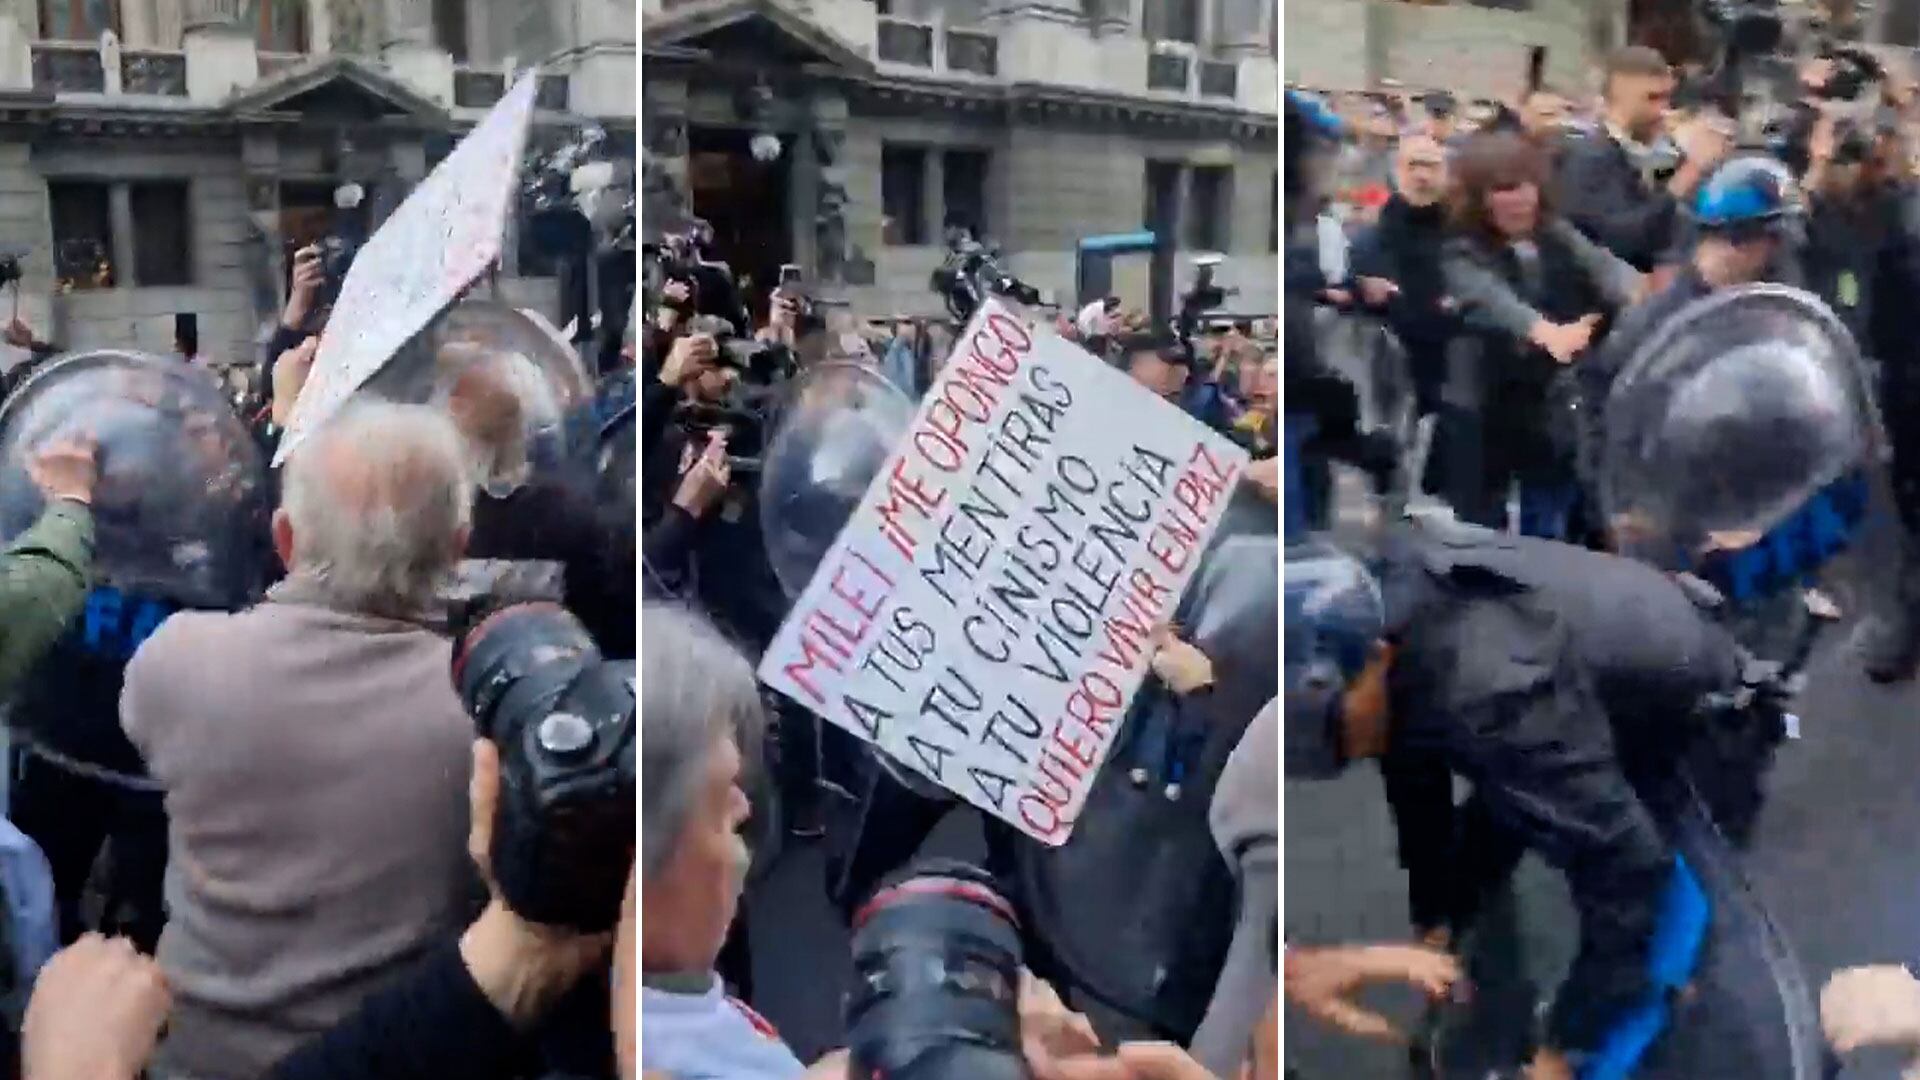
[
  {"x1": 274, "y1": 72, "x2": 539, "y2": 465},
  {"x1": 758, "y1": 300, "x2": 1251, "y2": 845}
]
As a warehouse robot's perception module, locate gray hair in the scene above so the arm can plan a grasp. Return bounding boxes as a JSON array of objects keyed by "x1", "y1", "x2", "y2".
[
  {"x1": 281, "y1": 401, "x2": 473, "y2": 615},
  {"x1": 641, "y1": 603, "x2": 766, "y2": 878}
]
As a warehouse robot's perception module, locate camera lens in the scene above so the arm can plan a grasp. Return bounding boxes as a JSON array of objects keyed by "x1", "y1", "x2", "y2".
[
  {"x1": 846, "y1": 859, "x2": 1030, "y2": 1080},
  {"x1": 452, "y1": 601, "x2": 597, "y2": 740}
]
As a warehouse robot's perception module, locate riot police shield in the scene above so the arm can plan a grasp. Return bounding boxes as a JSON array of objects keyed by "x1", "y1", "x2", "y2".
[
  {"x1": 1013, "y1": 529, "x2": 1279, "y2": 1040},
  {"x1": 598, "y1": 402, "x2": 636, "y2": 529},
  {"x1": 1423, "y1": 791, "x2": 1823, "y2": 1080},
  {"x1": 0, "y1": 350, "x2": 270, "y2": 786},
  {"x1": 756, "y1": 360, "x2": 933, "y2": 799},
  {"x1": 1600, "y1": 284, "x2": 1888, "y2": 612},
  {"x1": 370, "y1": 300, "x2": 599, "y2": 480}
]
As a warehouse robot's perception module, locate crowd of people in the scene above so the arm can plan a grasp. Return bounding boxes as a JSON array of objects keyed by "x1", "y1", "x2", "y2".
[
  {"x1": 1283, "y1": 34, "x2": 1920, "y2": 1080},
  {"x1": 637, "y1": 197, "x2": 1284, "y2": 1077},
  {"x1": 0, "y1": 166, "x2": 645, "y2": 1080}
]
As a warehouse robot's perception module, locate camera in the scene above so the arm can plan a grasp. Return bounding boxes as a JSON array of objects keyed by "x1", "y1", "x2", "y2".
[
  {"x1": 931, "y1": 232, "x2": 1040, "y2": 322},
  {"x1": 0, "y1": 251, "x2": 20, "y2": 290},
  {"x1": 676, "y1": 399, "x2": 767, "y2": 478},
  {"x1": 1176, "y1": 255, "x2": 1235, "y2": 358},
  {"x1": 846, "y1": 859, "x2": 1030, "y2": 1080},
  {"x1": 452, "y1": 601, "x2": 636, "y2": 933}
]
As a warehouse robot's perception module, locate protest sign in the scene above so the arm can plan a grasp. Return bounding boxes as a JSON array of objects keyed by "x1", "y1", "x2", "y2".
[
  {"x1": 274, "y1": 72, "x2": 539, "y2": 466},
  {"x1": 758, "y1": 300, "x2": 1251, "y2": 846}
]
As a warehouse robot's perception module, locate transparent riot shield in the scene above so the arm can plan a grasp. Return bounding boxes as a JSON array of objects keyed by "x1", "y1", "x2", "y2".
[
  {"x1": 1600, "y1": 284, "x2": 1890, "y2": 622},
  {"x1": 757, "y1": 360, "x2": 937, "y2": 803},
  {"x1": 0, "y1": 350, "x2": 271, "y2": 787},
  {"x1": 370, "y1": 300, "x2": 598, "y2": 481},
  {"x1": 1015, "y1": 525, "x2": 1279, "y2": 1040}
]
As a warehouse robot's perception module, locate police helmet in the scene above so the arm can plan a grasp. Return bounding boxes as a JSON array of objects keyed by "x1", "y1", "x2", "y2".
[
  {"x1": 1693, "y1": 155, "x2": 1804, "y2": 241},
  {"x1": 1284, "y1": 541, "x2": 1384, "y2": 779}
]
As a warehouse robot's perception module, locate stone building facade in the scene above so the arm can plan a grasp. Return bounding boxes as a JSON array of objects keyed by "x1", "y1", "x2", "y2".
[
  {"x1": 1285, "y1": 0, "x2": 1629, "y2": 100},
  {"x1": 0, "y1": 0, "x2": 635, "y2": 366},
  {"x1": 643, "y1": 0, "x2": 1279, "y2": 321}
]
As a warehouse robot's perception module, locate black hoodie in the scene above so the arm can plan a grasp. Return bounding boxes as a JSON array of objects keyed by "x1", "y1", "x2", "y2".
[{"x1": 1352, "y1": 193, "x2": 1459, "y2": 352}]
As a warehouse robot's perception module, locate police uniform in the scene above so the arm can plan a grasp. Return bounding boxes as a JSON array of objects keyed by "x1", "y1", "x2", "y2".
[{"x1": 1373, "y1": 516, "x2": 1742, "y2": 1055}]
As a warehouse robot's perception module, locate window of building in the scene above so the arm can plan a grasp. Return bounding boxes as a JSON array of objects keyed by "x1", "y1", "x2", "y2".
[
  {"x1": 1144, "y1": 160, "x2": 1181, "y2": 235},
  {"x1": 433, "y1": 0, "x2": 470, "y2": 62},
  {"x1": 1187, "y1": 166, "x2": 1231, "y2": 251},
  {"x1": 251, "y1": 0, "x2": 307, "y2": 53},
  {"x1": 1143, "y1": 0, "x2": 1199, "y2": 43},
  {"x1": 48, "y1": 181, "x2": 114, "y2": 290},
  {"x1": 1889, "y1": 0, "x2": 1920, "y2": 47},
  {"x1": 942, "y1": 149, "x2": 989, "y2": 238},
  {"x1": 882, "y1": 145, "x2": 927, "y2": 246},
  {"x1": 130, "y1": 182, "x2": 192, "y2": 286},
  {"x1": 37, "y1": 0, "x2": 117, "y2": 40}
]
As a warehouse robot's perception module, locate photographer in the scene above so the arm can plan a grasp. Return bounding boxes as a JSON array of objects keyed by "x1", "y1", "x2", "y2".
[{"x1": 261, "y1": 244, "x2": 327, "y2": 403}]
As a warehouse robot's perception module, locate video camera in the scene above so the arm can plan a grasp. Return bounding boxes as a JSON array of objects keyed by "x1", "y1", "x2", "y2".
[
  {"x1": 846, "y1": 859, "x2": 1031, "y2": 1080},
  {"x1": 452, "y1": 600, "x2": 636, "y2": 933},
  {"x1": 684, "y1": 312, "x2": 794, "y2": 387},
  {"x1": 930, "y1": 230, "x2": 1040, "y2": 322},
  {"x1": 0, "y1": 250, "x2": 20, "y2": 290},
  {"x1": 1175, "y1": 254, "x2": 1235, "y2": 361}
]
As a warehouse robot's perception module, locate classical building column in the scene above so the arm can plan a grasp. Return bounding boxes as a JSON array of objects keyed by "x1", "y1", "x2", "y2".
[
  {"x1": 241, "y1": 131, "x2": 285, "y2": 328},
  {"x1": 807, "y1": 87, "x2": 852, "y2": 285},
  {"x1": 0, "y1": 0, "x2": 30, "y2": 91},
  {"x1": 380, "y1": 0, "x2": 451, "y2": 106},
  {"x1": 1212, "y1": 0, "x2": 1270, "y2": 60},
  {"x1": 182, "y1": 0, "x2": 258, "y2": 103},
  {"x1": 641, "y1": 76, "x2": 693, "y2": 240}
]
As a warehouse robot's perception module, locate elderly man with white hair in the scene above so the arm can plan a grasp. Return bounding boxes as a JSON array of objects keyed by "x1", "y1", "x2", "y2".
[
  {"x1": 638, "y1": 604, "x2": 1224, "y2": 1080},
  {"x1": 120, "y1": 402, "x2": 478, "y2": 1080}
]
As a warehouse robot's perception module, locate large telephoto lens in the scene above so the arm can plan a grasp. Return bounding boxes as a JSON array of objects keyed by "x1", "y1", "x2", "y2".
[{"x1": 846, "y1": 859, "x2": 1031, "y2": 1080}]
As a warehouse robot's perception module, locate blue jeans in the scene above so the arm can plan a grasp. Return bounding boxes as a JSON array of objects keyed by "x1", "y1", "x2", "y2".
[{"x1": 1518, "y1": 480, "x2": 1580, "y2": 541}]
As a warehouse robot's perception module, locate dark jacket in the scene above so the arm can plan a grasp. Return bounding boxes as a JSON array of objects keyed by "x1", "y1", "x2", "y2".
[
  {"x1": 267, "y1": 942, "x2": 615, "y2": 1080},
  {"x1": 469, "y1": 480, "x2": 635, "y2": 659},
  {"x1": 1803, "y1": 189, "x2": 1889, "y2": 349},
  {"x1": 1375, "y1": 517, "x2": 1741, "y2": 1053},
  {"x1": 1556, "y1": 129, "x2": 1681, "y2": 272},
  {"x1": 1440, "y1": 218, "x2": 1637, "y2": 454},
  {"x1": 1352, "y1": 194, "x2": 1459, "y2": 354}
]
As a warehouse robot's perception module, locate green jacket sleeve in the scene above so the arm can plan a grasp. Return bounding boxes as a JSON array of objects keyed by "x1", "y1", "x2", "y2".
[{"x1": 0, "y1": 500, "x2": 93, "y2": 694}]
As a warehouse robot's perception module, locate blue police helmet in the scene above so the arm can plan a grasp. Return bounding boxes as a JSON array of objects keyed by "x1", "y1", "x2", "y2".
[
  {"x1": 1694, "y1": 155, "x2": 1803, "y2": 238},
  {"x1": 1285, "y1": 541, "x2": 1384, "y2": 779}
]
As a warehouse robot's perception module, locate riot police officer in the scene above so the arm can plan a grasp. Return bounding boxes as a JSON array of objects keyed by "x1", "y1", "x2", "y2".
[
  {"x1": 1579, "y1": 156, "x2": 1805, "y2": 512},
  {"x1": 1289, "y1": 528, "x2": 1739, "y2": 1080}
]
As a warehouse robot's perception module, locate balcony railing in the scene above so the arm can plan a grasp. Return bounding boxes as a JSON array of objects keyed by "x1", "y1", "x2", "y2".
[
  {"x1": 946, "y1": 28, "x2": 997, "y2": 76},
  {"x1": 1147, "y1": 51, "x2": 1190, "y2": 92},
  {"x1": 1198, "y1": 59, "x2": 1236, "y2": 99},
  {"x1": 878, "y1": 18, "x2": 934, "y2": 67},
  {"x1": 121, "y1": 51, "x2": 188, "y2": 96},
  {"x1": 30, "y1": 43, "x2": 105, "y2": 93}
]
